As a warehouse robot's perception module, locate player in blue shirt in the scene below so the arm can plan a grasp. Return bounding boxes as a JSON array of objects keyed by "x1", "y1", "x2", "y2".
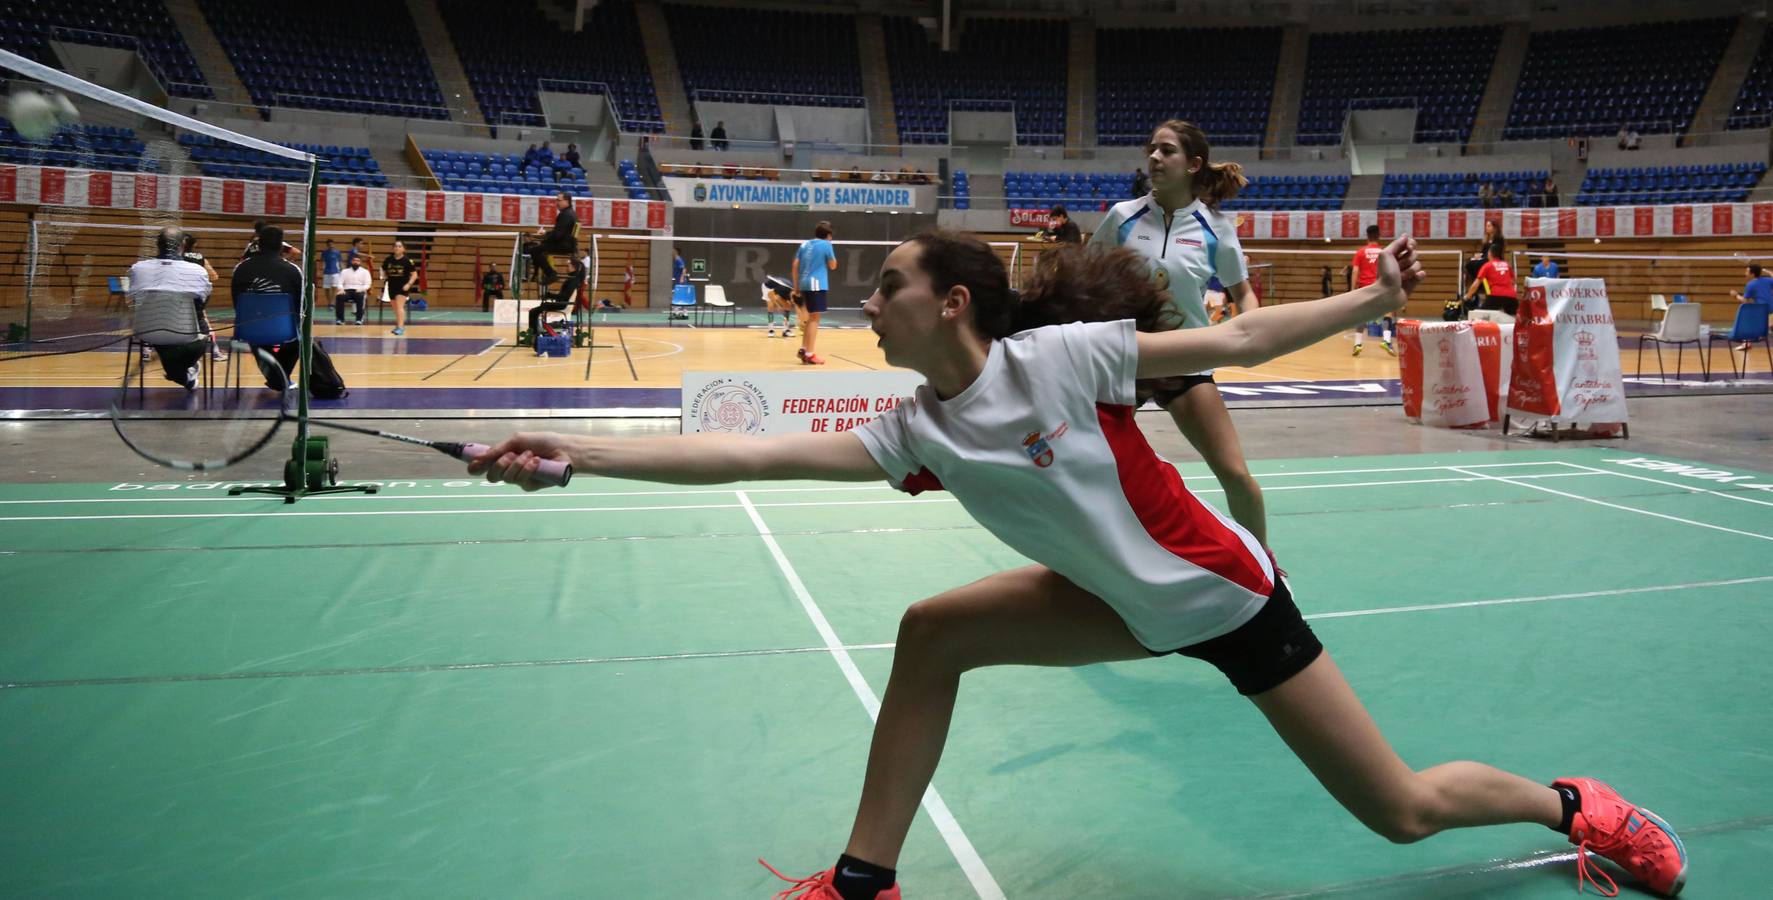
[
  {"x1": 320, "y1": 239, "x2": 343, "y2": 303},
  {"x1": 792, "y1": 221, "x2": 837, "y2": 365},
  {"x1": 1531, "y1": 255, "x2": 1558, "y2": 279},
  {"x1": 1731, "y1": 263, "x2": 1773, "y2": 352}
]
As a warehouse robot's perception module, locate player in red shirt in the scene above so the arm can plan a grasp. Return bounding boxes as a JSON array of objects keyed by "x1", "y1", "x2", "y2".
[
  {"x1": 1347, "y1": 225, "x2": 1392, "y2": 356},
  {"x1": 1463, "y1": 244, "x2": 1520, "y2": 317}
]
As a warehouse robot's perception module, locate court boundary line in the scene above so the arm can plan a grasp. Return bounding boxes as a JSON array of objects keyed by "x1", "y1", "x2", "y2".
[
  {"x1": 1558, "y1": 460, "x2": 1773, "y2": 509},
  {"x1": 734, "y1": 490, "x2": 1006, "y2": 900},
  {"x1": 0, "y1": 471, "x2": 1609, "y2": 522},
  {"x1": 1445, "y1": 466, "x2": 1773, "y2": 543},
  {"x1": 0, "y1": 470, "x2": 1600, "y2": 508}
]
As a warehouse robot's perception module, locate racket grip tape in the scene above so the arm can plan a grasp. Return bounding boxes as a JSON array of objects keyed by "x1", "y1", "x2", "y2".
[{"x1": 457, "y1": 442, "x2": 573, "y2": 487}]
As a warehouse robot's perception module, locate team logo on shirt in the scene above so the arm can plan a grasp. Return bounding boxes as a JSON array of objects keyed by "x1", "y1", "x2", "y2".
[
  {"x1": 1175, "y1": 237, "x2": 1201, "y2": 247},
  {"x1": 1022, "y1": 423, "x2": 1067, "y2": 469}
]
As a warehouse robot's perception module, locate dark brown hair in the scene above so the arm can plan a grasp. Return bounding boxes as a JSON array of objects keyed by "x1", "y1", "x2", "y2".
[
  {"x1": 1150, "y1": 119, "x2": 1246, "y2": 207},
  {"x1": 905, "y1": 229, "x2": 1182, "y2": 391},
  {"x1": 814, "y1": 220, "x2": 833, "y2": 239}
]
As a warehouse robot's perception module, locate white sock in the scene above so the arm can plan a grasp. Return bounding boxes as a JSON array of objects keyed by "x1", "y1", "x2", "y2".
[
  {"x1": 1383, "y1": 328, "x2": 1393, "y2": 342},
  {"x1": 1354, "y1": 331, "x2": 1364, "y2": 345}
]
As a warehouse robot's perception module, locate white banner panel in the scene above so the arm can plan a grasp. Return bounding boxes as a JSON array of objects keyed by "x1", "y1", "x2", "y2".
[
  {"x1": 663, "y1": 177, "x2": 932, "y2": 212},
  {"x1": 682, "y1": 370, "x2": 924, "y2": 435},
  {"x1": 0, "y1": 164, "x2": 667, "y2": 229},
  {"x1": 1505, "y1": 278, "x2": 1629, "y2": 428}
]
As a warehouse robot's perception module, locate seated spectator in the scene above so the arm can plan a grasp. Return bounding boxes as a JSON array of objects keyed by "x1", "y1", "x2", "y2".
[
  {"x1": 1542, "y1": 176, "x2": 1560, "y2": 208},
  {"x1": 529, "y1": 256, "x2": 586, "y2": 341},
  {"x1": 521, "y1": 143, "x2": 540, "y2": 173},
  {"x1": 481, "y1": 263, "x2": 507, "y2": 312},
  {"x1": 537, "y1": 141, "x2": 555, "y2": 165},
  {"x1": 846, "y1": 165, "x2": 863, "y2": 182},
  {"x1": 1532, "y1": 255, "x2": 1559, "y2": 279},
  {"x1": 1040, "y1": 205, "x2": 1081, "y2": 244},
  {"x1": 335, "y1": 254, "x2": 371, "y2": 325},
  {"x1": 690, "y1": 122, "x2": 704, "y2": 151},
  {"x1": 710, "y1": 120, "x2": 728, "y2": 151},
  {"x1": 1526, "y1": 180, "x2": 1544, "y2": 208},
  {"x1": 1498, "y1": 185, "x2": 1516, "y2": 208},
  {"x1": 1625, "y1": 128, "x2": 1640, "y2": 150},
  {"x1": 1132, "y1": 168, "x2": 1150, "y2": 197},
  {"x1": 913, "y1": 168, "x2": 930, "y2": 185},
  {"x1": 871, "y1": 169, "x2": 891, "y2": 183},
  {"x1": 1731, "y1": 264, "x2": 1773, "y2": 350},
  {"x1": 1478, "y1": 182, "x2": 1494, "y2": 208},
  {"x1": 563, "y1": 143, "x2": 581, "y2": 169},
  {"x1": 1616, "y1": 125, "x2": 1629, "y2": 150},
  {"x1": 722, "y1": 161, "x2": 739, "y2": 178}
]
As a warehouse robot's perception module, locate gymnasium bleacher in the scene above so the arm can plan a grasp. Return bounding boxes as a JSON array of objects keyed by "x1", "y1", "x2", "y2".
[
  {"x1": 1297, "y1": 26, "x2": 1499, "y2": 145},
  {"x1": 0, "y1": 0, "x2": 211, "y2": 98},
  {"x1": 665, "y1": 5, "x2": 863, "y2": 109},
  {"x1": 1095, "y1": 26, "x2": 1280, "y2": 146},
  {"x1": 437, "y1": 0, "x2": 663, "y2": 132},
  {"x1": 421, "y1": 147, "x2": 590, "y2": 197},
  {"x1": 1503, "y1": 18, "x2": 1734, "y2": 140},
  {"x1": 1577, "y1": 162, "x2": 1765, "y2": 205},
  {"x1": 180, "y1": 134, "x2": 386, "y2": 187},
  {"x1": 884, "y1": 16, "x2": 1067, "y2": 145},
  {"x1": 197, "y1": 0, "x2": 448, "y2": 119},
  {"x1": 0, "y1": 119, "x2": 153, "y2": 171},
  {"x1": 1379, "y1": 170, "x2": 1551, "y2": 210}
]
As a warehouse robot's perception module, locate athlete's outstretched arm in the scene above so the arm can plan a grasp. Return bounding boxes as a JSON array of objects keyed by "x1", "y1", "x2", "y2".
[
  {"x1": 1136, "y1": 236, "x2": 1424, "y2": 378},
  {"x1": 468, "y1": 430, "x2": 886, "y2": 491}
]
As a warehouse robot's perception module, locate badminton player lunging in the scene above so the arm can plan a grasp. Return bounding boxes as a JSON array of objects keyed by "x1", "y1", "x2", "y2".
[{"x1": 472, "y1": 232, "x2": 1687, "y2": 900}]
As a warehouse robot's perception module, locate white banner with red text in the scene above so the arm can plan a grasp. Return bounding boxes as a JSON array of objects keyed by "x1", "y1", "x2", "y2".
[
  {"x1": 0, "y1": 164, "x2": 668, "y2": 230},
  {"x1": 1219, "y1": 205, "x2": 1773, "y2": 240},
  {"x1": 1397, "y1": 320, "x2": 1514, "y2": 428},
  {"x1": 1505, "y1": 278, "x2": 1629, "y2": 429},
  {"x1": 682, "y1": 370, "x2": 923, "y2": 436}
]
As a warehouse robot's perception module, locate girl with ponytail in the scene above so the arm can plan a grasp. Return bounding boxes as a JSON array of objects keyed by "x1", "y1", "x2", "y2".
[{"x1": 1088, "y1": 119, "x2": 1270, "y2": 545}]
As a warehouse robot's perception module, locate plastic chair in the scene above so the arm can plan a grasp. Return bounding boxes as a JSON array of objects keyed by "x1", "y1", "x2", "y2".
[
  {"x1": 1708, "y1": 302, "x2": 1771, "y2": 379},
  {"x1": 1636, "y1": 302, "x2": 1705, "y2": 382},
  {"x1": 701, "y1": 284, "x2": 737, "y2": 327},
  {"x1": 668, "y1": 283, "x2": 698, "y2": 325},
  {"x1": 125, "y1": 289, "x2": 212, "y2": 399}
]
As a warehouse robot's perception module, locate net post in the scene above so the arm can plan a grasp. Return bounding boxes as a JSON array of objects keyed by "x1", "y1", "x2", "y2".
[{"x1": 24, "y1": 215, "x2": 39, "y2": 343}]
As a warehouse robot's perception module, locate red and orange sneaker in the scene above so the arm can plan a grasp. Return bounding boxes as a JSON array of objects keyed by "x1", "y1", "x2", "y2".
[
  {"x1": 758, "y1": 859, "x2": 901, "y2": 900},
  {"x1": 802, "y1": 353, "x2": 827, "y2": 365},
  {"x1": 1553, "y1": 777, "x2": 1688, "y2": 897}
]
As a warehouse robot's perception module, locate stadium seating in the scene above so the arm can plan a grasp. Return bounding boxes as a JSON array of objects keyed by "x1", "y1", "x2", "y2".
[
  {"x1": 665, "y1": 5, "x2": 862, "y2": 109},
  {"x1": 617, "y1": 159, "x2": 651, "y2": 200},
  {"x1": 952, "y1": 170, "x2": 969, "y2": 210},
  {"x1": 0, "y1": 0, "x2": 211, "y2": 98},
  {"x1": 180, "y1": 134, "x2": 386, "y2": 187},
  {"x1": 198, "y1": 0, "x2": 448, "y2": 119},
  {"x1": 0, "y1": 119, "x2": 155, "y2": 172},
  {"x1": 420, "y1": 148, "x2": 592, "y2": 196},
  {"x1": 1095, "y1": 27, "x2": 1280, "y2": 147},
  {"x1": 884, "y1": 17, "x2": 1067, "y2": 145},
  {"x1": 1576, "y1": 163, "x2": 1763, "y2": 206},
  {"x1": 1728, "y1": 26, "x2": 1773, "y2": 130},
  {"x1": 1002, "y1": 171, "x2": 1346, "y2": 211},
  {"x1": 437, "y1": 0, "x2": 663, "y2": 132},
  {"x1": 1297, "y1": 27, "x2": 1499, "y2": 145},
  {"x1": 1503, "y1": 18, "x2": 1733, "y2": 140},
  {"x1": 1378, "y1": 170, "x2": 1549, "y2": 209}
]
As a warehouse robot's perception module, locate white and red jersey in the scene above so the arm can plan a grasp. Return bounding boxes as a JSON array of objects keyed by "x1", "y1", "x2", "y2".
[
  {"x1": 855, "y1": 320, "x2": 1275, "y2": 651},
  {"x1": 1351, "y1": 243, "x2": 1382, "y2": 288}
]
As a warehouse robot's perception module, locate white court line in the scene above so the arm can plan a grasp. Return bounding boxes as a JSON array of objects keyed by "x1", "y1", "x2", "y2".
[
  {"x1": 0, "y1": 471, "x2": 1601, "y2": 522},
  {"x1": 734, "y1": 491, "x2": 1005, "y2": 900},
  {"x1": 1307, "y1": 575, "x2": 1773, "y2": 620},
  {"x1": 1445, "y1": 466, "x2": 1773, "y2": 544},
  {"x1": 1558, "y1": 461, "x2": 1773, "y2": 510},
  {"x1": 0, "y1": 460, "x2": 1571, "y2": 507}
]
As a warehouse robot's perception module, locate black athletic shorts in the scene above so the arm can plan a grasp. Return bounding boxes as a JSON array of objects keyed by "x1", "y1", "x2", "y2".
[
  {"x1": 1145, "y1": 373, "x2": 1216, "y2": 409},
  {"x1": 1155, "y1": 576, "x2": 1323, "y2": 696}
]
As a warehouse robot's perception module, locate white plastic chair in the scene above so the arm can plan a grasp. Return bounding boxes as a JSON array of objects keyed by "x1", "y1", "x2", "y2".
[
  {"x1": 1635, "y1": 301, "x2": 1706, "y2": 382},
  {"x1": 701, "y1": 284, "x2": 737, "y2": 327},
  {"x1": 126, "y1": 289, "x2": 210, "y2": 399},
  {"x1": 1468, "y1": 309, "x2": 1515, "y2": 324},
  {"x1": 1649, "y1": 293, "x2": 1668, "y2": 312}
]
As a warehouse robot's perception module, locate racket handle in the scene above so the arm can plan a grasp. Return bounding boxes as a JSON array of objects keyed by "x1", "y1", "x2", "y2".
[{"x1": 460, "y1": 442, "x2": 573, "y2": 487}]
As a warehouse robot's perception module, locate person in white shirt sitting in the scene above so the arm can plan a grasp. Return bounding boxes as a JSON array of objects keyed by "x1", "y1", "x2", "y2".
[
  {"x1": 128, "y1": 226, "x2": 212, "y2": 390},
  {"x1": 334, "y1": 254, "x2": 372, "y2": 325}
]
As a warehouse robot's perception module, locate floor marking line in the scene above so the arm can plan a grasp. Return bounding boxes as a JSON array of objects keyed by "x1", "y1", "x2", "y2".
[
  {"x1": 617, "y1": 329, "x2": 638, "y2": 381},
  {"x1": 0, "y1": 643, "x2": 902, "y2": 691},
  {"x1": 1446, "y1": 466, "x2": 1773, "y2": 543},
  {"x1": 1557, "y1": 461, "x2": 1773, "y2": 509},
  {"x1": 1308, "y1": 575, "x2": 1773, "y2": 621},
  {"x1": 734, "y1": 490, "x2": 1005, "y2": 900}
]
